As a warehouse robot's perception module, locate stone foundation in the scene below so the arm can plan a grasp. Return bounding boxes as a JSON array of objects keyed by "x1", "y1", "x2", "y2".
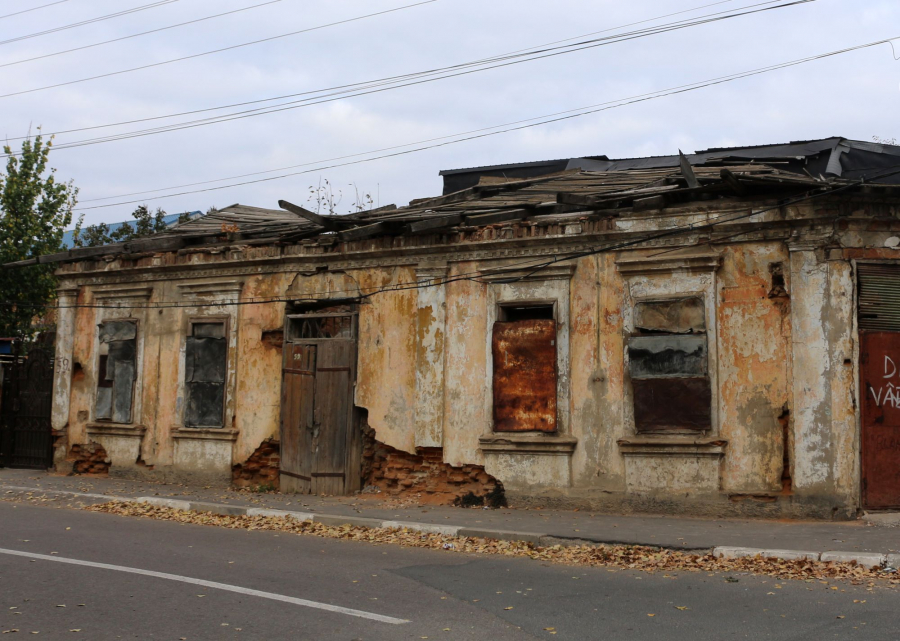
[{"x1": 232, "y1": 438, "x2": 280, "y2": 490}]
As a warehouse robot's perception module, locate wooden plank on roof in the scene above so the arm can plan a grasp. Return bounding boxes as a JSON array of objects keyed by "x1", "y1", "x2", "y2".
[
  {"x1": 465, "y1": 209, "x2": 531, "y2": 226},
  {"x1": 279, "y1": 199, "x2": 345, "y2": 231},
  {"x1": 408, "y1": 213, "x2": 464, "y2": 234},
  {"x1": 337, "y1": 221, "x2": 404, "y2": 242}
]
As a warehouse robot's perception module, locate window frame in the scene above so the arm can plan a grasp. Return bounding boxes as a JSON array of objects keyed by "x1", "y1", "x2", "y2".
[
  {"x1": 182, "y1": 316, "x2": 230, "y2": 429},
  {"x1": 94, "y1": 318, "x2": 139, "y2": 425},
  {"x1": 627, "y1": 295, "x2": 713, "y2": 435}
]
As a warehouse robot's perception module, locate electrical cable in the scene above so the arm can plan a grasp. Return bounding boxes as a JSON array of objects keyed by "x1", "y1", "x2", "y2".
[
  {"x1": 0, "y1": 0, "x2": 287, "y2": 70},
  {"x1": 0, "y1": 0, "x2": 70, "y2": 21},
  {"x1": 8, "y1": 164, "x2": 900, "y2": 309},
  {"x1": 0, "y1": 0, "x2": 441, "y2": 99},
  {"x1": 67, "y1": 35, "x2": 900, "y2": 211},
  {"x1": 0, "y1": 0, "x2": 767, "y2": 144},
  {"x1": 0, "y1": 0, "x2": 180, "y2": 46}
]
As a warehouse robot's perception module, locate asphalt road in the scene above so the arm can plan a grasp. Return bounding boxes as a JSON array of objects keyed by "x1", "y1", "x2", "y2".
[{"x1": 0, "y1": 502, "x2": 898, "y2": 640}]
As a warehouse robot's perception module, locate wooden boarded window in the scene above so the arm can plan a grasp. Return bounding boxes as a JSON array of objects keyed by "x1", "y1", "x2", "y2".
[
  {"x1": 492, "y1": 305, "x2": 557, "y2": 433},
  {"x1": 628, "y1": 297, "x2": 711, "y2": 433},
  {"x1": 184, "y1": 321, "x2": 227, "y2": 428},
  {"x1": 95, "y1": 321, "x2": 137, "y2": 424}
]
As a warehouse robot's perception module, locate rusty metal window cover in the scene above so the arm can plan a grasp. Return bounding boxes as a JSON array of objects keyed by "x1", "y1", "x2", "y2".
[
  {"x1": 287, "y1": 313, "x2": 357, "y2": 342},
  {"x1": 628, "y1": 298, "x2": 711, "y2": 433},
  {"x1": 95, "y1": 320, "x2": 137, "y2": 424},
  {"x1": 492, "y1": 316, "x2": 558, "y2": 433},
  {"x1": 858, "y1": 263, "x2": 900, "y2": 332},
  {"x1": 184, "y1": 320, "x2": 227, "y2": 428}
]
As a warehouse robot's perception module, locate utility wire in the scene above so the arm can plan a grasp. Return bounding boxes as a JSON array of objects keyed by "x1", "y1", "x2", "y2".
[
  {"x1": 9, "y1": 165, "x2": 900, "y2": 309},
  {"x1": 69, "y1": 35, "x2": 899, "y2": 211},
  {"x1": 0, "y1": 0, "x2": 286, "y2": 69},
  {"x1": 0, "y1": 0, "x2": 70, "y2": 21},
  {"x1": 0, "y1": 0, "x2": 180, "y2": 46},
  {"x1": 0, "y1": 0, "x2": 440, "y2": 99},
  {"x1": 0, "y1": 0, "x2": 807, "y2": 130},
  {"x1": 0, "y1": 0, "x2": 759, "y2": 144}
]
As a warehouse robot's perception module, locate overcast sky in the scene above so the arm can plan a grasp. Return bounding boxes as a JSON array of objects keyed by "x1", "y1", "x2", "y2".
[{"x1": 1, "y1": 0, "x2": 898, "y2": 227}]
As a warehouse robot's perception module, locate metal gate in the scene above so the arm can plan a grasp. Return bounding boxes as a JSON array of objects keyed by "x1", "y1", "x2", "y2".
[{"x1": 0, "y1": 345, "x2": 55, "y2": 470}]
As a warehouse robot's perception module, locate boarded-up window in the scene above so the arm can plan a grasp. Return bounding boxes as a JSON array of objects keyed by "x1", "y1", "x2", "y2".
[
  {"x1": 95, "y1": 321, "x2": 137, "y2": 423},
  {"x1": 184, "y1": 322, "x2": 227, "y2": 428},
  {"x1": 492, "y1": 311, "x2": 557, "y2": 433},
  {"x1": 628, "y1": 298, "x2": 711, "y2": 432}
]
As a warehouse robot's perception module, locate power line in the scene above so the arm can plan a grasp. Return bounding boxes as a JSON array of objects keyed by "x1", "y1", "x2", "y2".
[
  {"x1": 8, "y1": 165, "x2": 900, "y2": 309},
  {"x1": 0, "y1": 0, "x2": 180, "y2": 46},
  {"x1": 0, "y1": 0, "x2": 800, "y2": 147},
  {"x1": 0, "y1": 0, "x2": 808, "y2": 124},
  {"x1": 0, "y1": 0, "x2": 286, "y2": 69},
  {"x1": 0, "y1": 0, "x2": 441, "y2": 99},
  {"x1": 0, "y1": 0, "x2": 71, "y2": 21},
  {"x1": 69, "y1": 35, "x2": 898, "y2": 211}
]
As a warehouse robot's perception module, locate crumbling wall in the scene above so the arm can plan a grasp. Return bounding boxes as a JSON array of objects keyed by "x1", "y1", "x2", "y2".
[
  {"x1": 232, "y1": 438, "x2": 280, "y2": 490},
  {"x1": 68, "y1": 441, "x2": 110, "y2": 475},
  {"x1": 362, "y1": 426, "x2": 505, "y2": 506}
]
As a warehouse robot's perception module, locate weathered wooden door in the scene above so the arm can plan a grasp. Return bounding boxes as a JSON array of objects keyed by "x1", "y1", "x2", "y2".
[
  {"x1": 279, "y1": 313, "x2": 361, "y2": 495},
  {"x1": 860, "y1": 331, "x2": 900, "y2": 509}
]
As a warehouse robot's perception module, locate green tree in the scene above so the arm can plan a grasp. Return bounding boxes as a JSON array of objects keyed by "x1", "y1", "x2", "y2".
[
  {"x1": 73, "y1": 204, "x2": 171, "y2": 248},
  {"x1": 0, "y1": 133, "x2": 77, "y2": 339}
]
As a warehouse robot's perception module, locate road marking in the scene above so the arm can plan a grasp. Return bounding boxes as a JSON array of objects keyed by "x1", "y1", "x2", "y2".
[
  {"x1": 1, "y1": 485, "x2": 123, "y2": 501},
  {"x1": 0, "y1": 547, "x2": 407, "y2": 625}
]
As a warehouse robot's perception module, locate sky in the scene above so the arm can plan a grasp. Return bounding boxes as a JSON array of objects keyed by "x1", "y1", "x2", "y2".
[{"x1": 1, "y1": 0, "x2": 898, "y2": 228}]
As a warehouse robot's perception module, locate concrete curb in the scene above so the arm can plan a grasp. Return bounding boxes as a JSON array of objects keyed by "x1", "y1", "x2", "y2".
[
  {"x1": 713, "y1": 546, "x2": 897, "y2": 569},
  {"x1": 3, "y1": 484, "x2": 898, "y2": 570}
]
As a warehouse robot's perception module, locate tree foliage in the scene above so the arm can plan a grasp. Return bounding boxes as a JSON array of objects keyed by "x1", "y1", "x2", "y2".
[
  {"x1": 0, "y1": 133, "x2": 77, "y2": 338},
  {"x1": 72, "y1": 204, "x2": 190, "y2": 247}
]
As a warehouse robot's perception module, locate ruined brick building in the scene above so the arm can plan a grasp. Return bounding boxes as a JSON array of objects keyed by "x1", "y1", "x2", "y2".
[{"x1": 13, "y1": 137, "x2": 900, "y2": 518}]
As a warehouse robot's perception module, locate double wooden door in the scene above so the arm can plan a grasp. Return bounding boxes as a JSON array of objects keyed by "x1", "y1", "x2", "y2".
[{"x1": 279, "y1": 322, "x2": 361, "y2": 495}]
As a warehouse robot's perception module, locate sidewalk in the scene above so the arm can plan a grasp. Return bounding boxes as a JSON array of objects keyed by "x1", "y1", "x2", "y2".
[{"x1": 2, "y1": 468, "x2": 898, "y2": 558}]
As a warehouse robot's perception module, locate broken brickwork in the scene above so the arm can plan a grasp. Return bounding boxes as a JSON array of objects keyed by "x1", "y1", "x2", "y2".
[
  {"x1": 362, "y1": 425, "x2": 505, "y2": 506},
  {"x1": 232, "y1": 438, "x2": 280, "y2": 490},
  {"x1": 68, "y1": 442, "x2": 110, "y2": 475}
]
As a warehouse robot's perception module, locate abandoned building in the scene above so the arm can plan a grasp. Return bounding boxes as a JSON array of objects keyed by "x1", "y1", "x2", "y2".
[{"x1": 6, "y1": 136, "x2": 900, "y2": 519}]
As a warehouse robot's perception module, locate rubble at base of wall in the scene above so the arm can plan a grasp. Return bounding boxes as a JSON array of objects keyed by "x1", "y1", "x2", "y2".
[
  {"x1": 67, "y1": 442, "x2": 111, "y2": 475},
  {"x1": 232, "y1": 438, "x2": 280, "y2": 490},
  {"x1": 363, "y1": 428, "x2": 505, "y2": 507}
]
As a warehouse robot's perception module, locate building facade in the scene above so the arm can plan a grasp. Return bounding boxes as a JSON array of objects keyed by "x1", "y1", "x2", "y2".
[{"x1": 32, "y1": 139, "x2": 900, "y2": 519}]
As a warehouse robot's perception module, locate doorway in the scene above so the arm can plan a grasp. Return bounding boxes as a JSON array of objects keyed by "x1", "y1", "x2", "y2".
[{"x1": 279, "y1": 309, "x2": 362, "y2": 495}]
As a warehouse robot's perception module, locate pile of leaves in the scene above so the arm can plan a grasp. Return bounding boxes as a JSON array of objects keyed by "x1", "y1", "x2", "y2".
[{"x1": 86, "y1": 501, "x2": 899, "y2": 586}]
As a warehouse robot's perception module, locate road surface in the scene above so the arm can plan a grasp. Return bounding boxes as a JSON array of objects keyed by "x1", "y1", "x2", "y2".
[{"x1": 0, "y1": 502, "x2": 897, "y2": 639}]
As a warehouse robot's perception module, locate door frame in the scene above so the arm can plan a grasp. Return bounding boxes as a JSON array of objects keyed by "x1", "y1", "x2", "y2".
[
  {"x1": 855, "y1": 259, "x2": 900, "y2": 510},
  {"x1": 279, "y1": 310, "x2": 362, "y2": 495}
]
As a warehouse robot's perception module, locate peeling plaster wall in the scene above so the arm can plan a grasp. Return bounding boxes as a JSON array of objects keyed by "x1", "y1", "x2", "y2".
[
  {"x1": 354, "y1": 267, "x2": 418, "y2": 455},
  {"x1": 717, "y1": 243, "x2": 792, "y2": 494}
]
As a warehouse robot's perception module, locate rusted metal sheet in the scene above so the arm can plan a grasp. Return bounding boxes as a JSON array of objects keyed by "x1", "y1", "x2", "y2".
[
  {"x1": 633, "y1": 297, "x2": 706, "y2": 334},
  {"x1": 492, "y1": 319, "x2": 557, "y2": 433},
  {"x1": 633, "y1": 377, "x2": 712, "y2": 432},
  {"x1": 860, "y1": 331, "x2": 900, "y2": 509}
]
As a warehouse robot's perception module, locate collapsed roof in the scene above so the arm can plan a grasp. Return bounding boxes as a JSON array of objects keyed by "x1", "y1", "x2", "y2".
[
  {"x1": 5, "y1": 137, "x2": 900, "y2": 269},
  {"x1": 439, "y1": 137, "x2": 900, "y2": 194}
]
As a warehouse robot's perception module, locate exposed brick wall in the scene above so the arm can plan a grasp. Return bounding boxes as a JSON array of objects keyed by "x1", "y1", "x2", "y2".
[
  {"x1": 362, "y1": 426, "x2": 505, "y2": 506},
  {"x1": 232, "y1": 438, "x2": 280, "y2": 490},
  {"x1": 68, "y1": 442, "x2": 110, "y2": 475}
]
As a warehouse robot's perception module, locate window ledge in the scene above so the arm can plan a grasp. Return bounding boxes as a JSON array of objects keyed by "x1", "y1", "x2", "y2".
[
  {"x1": 617, "y1": 437, "x2": 726, "y2": 458},
  {"x1": 172, "y1": 427, "x2": 238, "y2": 442},
  {"x1": 480, "y1": 433, "x2": 577, "y2": 456},
  {"x1": 86, "y1": 423, "x2": 146, "y2": 438}
]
